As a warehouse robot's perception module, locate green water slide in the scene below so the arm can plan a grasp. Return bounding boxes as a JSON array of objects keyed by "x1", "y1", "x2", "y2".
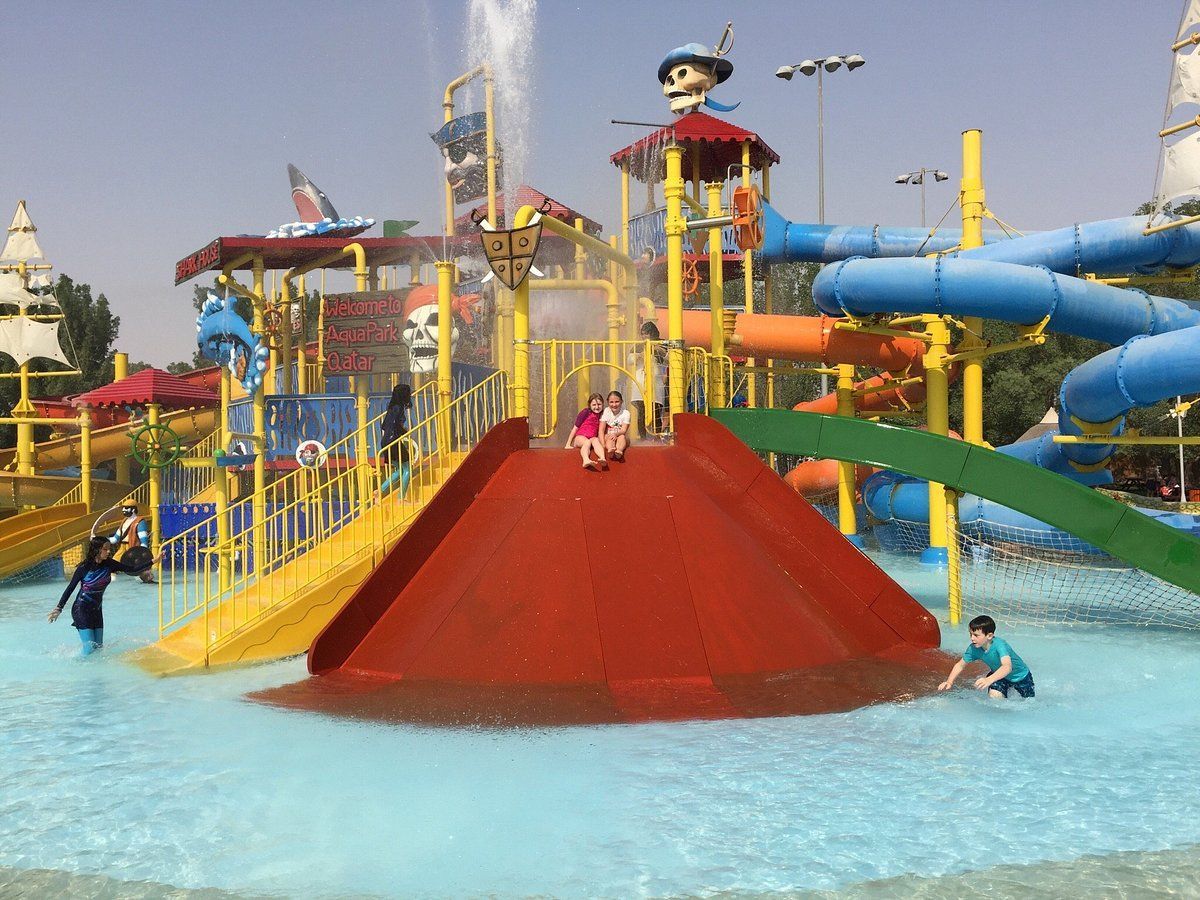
[{"x1": 711, "y1": 408, "x2": 1200, "y2": 596}]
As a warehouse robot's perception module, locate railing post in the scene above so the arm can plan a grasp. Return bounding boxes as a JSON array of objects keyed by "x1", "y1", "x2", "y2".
[
  {"x1": 148, "y1": 402, "x2": 162, "y2": 554},
  {"x1": 78, "y1": 405, "x2": 92, "y2": 513},
  {"x1": 835, "y1": 364, "x2": 861, "y2": 546}
]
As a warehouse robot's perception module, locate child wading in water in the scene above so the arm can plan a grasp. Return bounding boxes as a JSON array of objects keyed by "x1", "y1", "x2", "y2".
[
  {"x1": 938, "y1": 614, "x2": 1035, "y2": 699},
  {"x1": 600, "y1": 391, "x2": 630, "y2": 461},
  {"x1": 47, "y1": 536, "x2": 162, "y2": 656},
  {"x1": 566, "y1": 393, "x2": 607, "y2": 469}
]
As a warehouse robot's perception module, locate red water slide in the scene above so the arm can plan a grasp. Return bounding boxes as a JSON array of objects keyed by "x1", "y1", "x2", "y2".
[{"x1": 254, "y1": 414, "x2": 949, "y2": 726}]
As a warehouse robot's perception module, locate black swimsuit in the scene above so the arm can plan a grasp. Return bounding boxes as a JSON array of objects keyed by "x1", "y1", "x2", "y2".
[{"x1": 57, "y1": 558, "x2": 145, "y2": 630}]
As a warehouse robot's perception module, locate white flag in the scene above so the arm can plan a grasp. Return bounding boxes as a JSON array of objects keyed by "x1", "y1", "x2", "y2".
[
  {"x1": 1169, "y1": 48, "x2": 1200, "y2": 111},
  {"x1": 1159, "y1": 131, "x2": 1200, "y2": 206}
]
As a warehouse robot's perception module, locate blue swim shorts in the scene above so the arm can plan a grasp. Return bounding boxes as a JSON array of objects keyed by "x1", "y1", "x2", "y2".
[{"x1": 987, "y1": 671, "x2": 1035, "y2": 698}]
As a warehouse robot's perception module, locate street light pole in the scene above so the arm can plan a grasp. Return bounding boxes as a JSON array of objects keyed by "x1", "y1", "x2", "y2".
[
  {"x1": 895, "y1": 168, "x2": 950, "y2": 229},
  {"x1": 776, "y1": 54, "x2": 865, "y2": 398}
]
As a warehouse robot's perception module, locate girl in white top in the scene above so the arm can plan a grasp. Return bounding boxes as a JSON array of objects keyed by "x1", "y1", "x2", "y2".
[{"x1": 600, "y1": 390, "x2": 631, "y2": 461}]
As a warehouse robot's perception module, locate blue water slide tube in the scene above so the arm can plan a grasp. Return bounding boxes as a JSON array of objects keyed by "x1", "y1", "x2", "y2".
[
  {"x1": 759, "y1": 201, "x2": 974, "y2": 263},
  {"x1": 766, "y1": 208, "x2": 1200, "y2": 536}
]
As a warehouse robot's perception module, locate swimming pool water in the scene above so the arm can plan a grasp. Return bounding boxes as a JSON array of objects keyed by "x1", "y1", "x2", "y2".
[{"x1": 3, "y1": 554, "x2": 1200, "y2": 897}]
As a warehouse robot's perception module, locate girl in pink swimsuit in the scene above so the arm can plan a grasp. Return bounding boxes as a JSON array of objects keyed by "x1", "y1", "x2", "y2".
[{"x1": 566, "y1": 393, "x2": 607, "y2": 469}]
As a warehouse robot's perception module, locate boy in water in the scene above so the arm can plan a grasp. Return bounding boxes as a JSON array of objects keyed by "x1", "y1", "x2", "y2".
[{"x1": 937, "y1": 614, "x2": 1035, "y2": 699}]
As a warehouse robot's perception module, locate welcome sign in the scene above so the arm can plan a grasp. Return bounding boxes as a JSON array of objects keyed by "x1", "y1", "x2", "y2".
[{"x1": 322, "y1": 290, "x2": 409, "y2": 375}]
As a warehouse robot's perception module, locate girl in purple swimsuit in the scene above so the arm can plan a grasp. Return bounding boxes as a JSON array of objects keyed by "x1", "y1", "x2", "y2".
[{"x1": 47, "y1": 536, "x2": 161, "y2": 656}]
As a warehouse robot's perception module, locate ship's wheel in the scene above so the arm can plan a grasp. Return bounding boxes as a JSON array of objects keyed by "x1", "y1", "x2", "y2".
[
  {"x1": 129, "y1": 423, "x2": 182, "y2": 469},
  {"x1": 682, "y1": 258, "x2": 701, "y2": 298}
]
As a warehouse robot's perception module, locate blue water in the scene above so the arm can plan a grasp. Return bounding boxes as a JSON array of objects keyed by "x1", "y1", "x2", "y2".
[{"x1": 3, "y1": 554, "x2": 1200, "y2": 897}]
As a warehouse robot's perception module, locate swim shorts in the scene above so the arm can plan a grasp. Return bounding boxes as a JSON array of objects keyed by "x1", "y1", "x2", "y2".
[{"x1": 987, "y1": 671, "x2": 1035, "y2": 698}]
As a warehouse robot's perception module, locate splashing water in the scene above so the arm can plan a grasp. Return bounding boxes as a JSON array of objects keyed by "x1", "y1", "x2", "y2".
[{"x1": 464, "y1": 0, "x2": 538, "y2": 222}]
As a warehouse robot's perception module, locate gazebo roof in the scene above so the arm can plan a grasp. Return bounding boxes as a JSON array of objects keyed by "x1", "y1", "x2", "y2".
[
  {"x1": 72, "y1": 368, "x2": 219, "y2": 410},
  {"x1": 610, "y1": 111, "x2": 780, "y2": 184},
  {"x1": 453, "y1": 185, "x2": 603, "y2": 234}
]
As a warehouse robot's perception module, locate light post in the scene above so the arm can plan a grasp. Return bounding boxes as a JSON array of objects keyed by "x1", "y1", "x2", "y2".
[
  {"x1": 776, "y1": 54, "x2": 866, "y2": 396},
  {"x1": 895, "y1": 168, "x2": 950, "y2": 228}
]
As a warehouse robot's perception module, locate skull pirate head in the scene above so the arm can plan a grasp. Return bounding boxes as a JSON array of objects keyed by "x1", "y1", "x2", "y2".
[
  {"x1": 400, "y1": 285, "x2": 481, "y2": 376},
  {"x1": 657, "y1": 26, "x2": 739, "y2": 116}
]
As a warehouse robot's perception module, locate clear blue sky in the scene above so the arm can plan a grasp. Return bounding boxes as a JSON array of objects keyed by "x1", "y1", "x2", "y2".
[{"x1": 0, "y1": 0, "x2": 1183, "y2": 366}]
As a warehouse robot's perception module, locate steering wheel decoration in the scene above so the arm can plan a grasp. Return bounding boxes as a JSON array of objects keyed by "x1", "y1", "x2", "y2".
[
  {"x1": 682, "y1": 258, "x2": 701, "y2": 298},
  {"x1": 130, "y1": 423, "x2": 182, "y2": 469},
  {"x1": 732, "y1": 184, "x2": 764, "y2": 252},
  {"x1": 262, "y1": 305, "x2": 286, "y2": 350}
]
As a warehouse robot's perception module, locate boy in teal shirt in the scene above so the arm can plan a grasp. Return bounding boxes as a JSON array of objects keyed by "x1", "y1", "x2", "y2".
[{"x1": 937, "y1": 614, "x2": 1035, "y2": 699}]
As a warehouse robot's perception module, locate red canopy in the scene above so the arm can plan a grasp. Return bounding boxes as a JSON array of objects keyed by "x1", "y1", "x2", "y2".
[
  {"x1": 610, "y1": 111, "x2": 779, "y2": 183},
  {"x1": 72, "y1": 368, "x2": 219, "y2": 410},
  {"x1": 453, "y1": 185, "x2": 603, "y2": 234}
]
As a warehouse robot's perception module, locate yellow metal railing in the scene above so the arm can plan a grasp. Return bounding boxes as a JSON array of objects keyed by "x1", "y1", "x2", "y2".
[
  {"x1": 164, "y1": 428, "x2": 223, "y2": 503},
  {"x1": 529, "y1": 340, "x2": 732, "y2": 438},
  {"x1": 157, "y1": 373, "x2": 508, "y2": 652},
  {"x1": 51, "y1": 481, "x2": 84, "y2": 508}
]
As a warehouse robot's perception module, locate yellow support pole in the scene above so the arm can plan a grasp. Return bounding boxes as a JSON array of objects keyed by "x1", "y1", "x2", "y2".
[
  {"x1": 924, "y1": 317, "x2": 951, "y2": 566},
  {"x1": 742, "y1": 141, "x2": 756, "y2": 409},
  {"x1": 513, "y1": 276, "x2": 531, "y2": 421},
  {"x1": 835, "y1": 363, "x2": 860, "y2": 544},
  {"x1": 620, "y1": 161, "x2": 631, "y2": 257},
  {"x1": 217, "y1": 366, "x2": 231, "y2": 594},
  {"x1": 147, "y1": 402, "x2": 162, "y2": 554},
  {"x1": 946, "y1": 487, "x2": 963, "y2": 625},
  {"x1": 296, "y1": 274, "x2": 308, "y2": 395},
  {"x1": 279, "y1": 278, "x2": 294, "y2": 394},
  {"x1": 706, "y1": 181, "x2": 727, "y2": 408},
  {"x1": 607, "y1": 236, "x2": 621, "y2": 391},
  {"x1": 960, "y1": 129, "x2": 985, "y2": 446},
  {"x1": 78, "y1": 405, "x2": 92, "y2": 513},
  {"x1": 573, "y1": 218, "x2": 590, "y2": 411},
  {"x1": 763, "y1": 165, "x2": 775, "y2": 412},
  {"x1": 113, "y1": 352, "x2": 131, "y2": 485},
  {"x1": 354, "y1": 374, "x2": 371, "y2": 503},
  {"x1": 250, "y1": 257, "x2": 266, "y2": 570},
  {"x1": 664, "y1": 145, "x2": 687, "y2": 422},
  {"x1": 434, "y1": 261, "x2": 455, "y2": 463},
  {"x1": 13, "y1": 261, "x2": 33, "y2": 478}
]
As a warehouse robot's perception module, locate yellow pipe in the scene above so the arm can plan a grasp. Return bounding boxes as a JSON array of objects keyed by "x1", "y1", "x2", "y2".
[
  {"x1": 607, "y1": 237, "x2": 621, "y2": 391},
  {"x1": 706, "y1": 181, "x2": 727, "y2": 407},
  {"x1": 763, "y1": 165, "x2": 774, "y2": 413},
  {"x1": 278, "y1": 279, "x2": 293, "y2": 395},
  {"x1": 354, "y1": 374, "x2": 371, "y2": 501},
  {"x1": 148, "y1": 403, "x2": 162, "y2": 554},
  {"x1": 664, "y1": 145, "x2": 687, "y2": 421},
  {"x1": 925, "y1": 317, "x2": 951, "y2": 563},
  {"x1": 296, "y1": 274, "x2": 308, "y2": 394},
  {"x1": 513, "y1": 278, "x2": 531, "y2": 419},
  {"x1": 217, "y1": 364, "x2": 231, "y2": 592},
  {"x1": 78, "y1": 406, "x2": 92, "y2": 513},
  {"x1": 946, "y1": 487, "x2": 962, "y2": 625},
  {"x1": 14, "y1": 261, "x2": 32, "y2": 479},
  {"x1": 113, "y1": 352, "x2": 130, "y2": 485},
  {"x1": 573, "y1": 219, "x2": 589, "y2": 411},
  {"x1": 250, "y1": 259, "x2": 266, "y2": 572},
  {"x1": 442, "y1": 64, "x2": 493, "y2": 236},
  {"x1": 620, "y1": 161, "x2": 631, "y2": 256},
  {"x1": 960, "y1": 129, "x2": 985, "y2": 446},
  {"x1": 742, "y1": 141, "x2": 756, "y2": 408},
  {"x1": 835, "y1": 363, "x2": 857, "y2": 539},
  {"x1": 435, "y1": 261, "x2": 455, "y2": 413}
]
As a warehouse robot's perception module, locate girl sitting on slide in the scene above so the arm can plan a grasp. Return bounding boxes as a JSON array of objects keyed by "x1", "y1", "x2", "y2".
[
  {"x1": 566, "y1": 393, "x2": 607, "y2": 469},
  {"x1": 600, "y1": 391, "x2": 631, "y2": 461}
]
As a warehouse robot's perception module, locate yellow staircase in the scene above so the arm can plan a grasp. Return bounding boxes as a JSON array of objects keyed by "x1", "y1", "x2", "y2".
[{"x1": 131, "y1": 374, "x2": 509, "y2": 674}]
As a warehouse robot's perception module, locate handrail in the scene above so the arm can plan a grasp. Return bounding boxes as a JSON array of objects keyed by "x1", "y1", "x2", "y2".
[{"x1": 155, "y1": 377, "x2": 494, "y2": 647}]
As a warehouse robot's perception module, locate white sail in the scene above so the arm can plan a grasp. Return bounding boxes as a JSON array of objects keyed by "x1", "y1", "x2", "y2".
[
  {"x1": 1169, "y1": 46, "x2": 1200, "y2": 111},
  {"x1": 0, "y1": 272, "x2": 42, "y2": 308},
  {"x1": 0, "y1": 201, "x2": 47, "y2": 264},
  {"x1": 1180, "y1": 0, "x2": 1200, "y2": 39},
  {"x1": 1160, "y1": 130, "x2": 1200, "y2": 206},
  {"x1": 0, "y1": 318, "x2": 71, "y2": 366}
]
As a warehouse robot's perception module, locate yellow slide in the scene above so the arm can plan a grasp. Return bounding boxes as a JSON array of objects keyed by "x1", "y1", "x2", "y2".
[
  {"x1": 132, "y1": 457, "x2": 464, "y2": 675},
  {"x1": 0, "y1": 407, "x2": 217, "y2": 577},
  {"x1": 0, "y1": 491, "x2": 129, "y2": 580}
]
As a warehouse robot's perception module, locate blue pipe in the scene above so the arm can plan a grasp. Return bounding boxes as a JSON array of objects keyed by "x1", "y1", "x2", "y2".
[
  {"x1": 760, "y1": 201, "x2": 973, "y2": 264},
  {"x1": 762, "y1": 206, "x2": 1200, "y2": 537}
]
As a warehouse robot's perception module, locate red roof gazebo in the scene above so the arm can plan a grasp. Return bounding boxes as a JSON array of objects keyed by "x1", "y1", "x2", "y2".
[
  {"x1": 610, "y1": 111, "x2": 780, "y2": 183},
  {"x1": 72, "y1": 368, "x2": 218, "y2": 410}
]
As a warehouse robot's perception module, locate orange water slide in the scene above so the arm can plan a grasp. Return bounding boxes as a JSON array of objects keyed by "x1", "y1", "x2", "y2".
[{"x1": 657, "y1": 309, "x2": 929, "y2": 414}]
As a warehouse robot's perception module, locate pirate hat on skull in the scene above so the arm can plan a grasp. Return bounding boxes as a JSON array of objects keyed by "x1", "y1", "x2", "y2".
[{"x1": 657, "y1": 43, "x2": 734, "y2": 86}]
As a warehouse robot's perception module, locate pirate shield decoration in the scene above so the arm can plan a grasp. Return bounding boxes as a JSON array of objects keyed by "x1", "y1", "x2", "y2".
[{"x1": 481, "y1": 222, "x2": 542, "y2": 290}]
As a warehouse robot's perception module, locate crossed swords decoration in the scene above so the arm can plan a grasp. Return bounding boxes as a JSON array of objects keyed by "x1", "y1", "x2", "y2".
[{"x1": 477, "y1": 210, "x2": 545, "y2": 291}]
